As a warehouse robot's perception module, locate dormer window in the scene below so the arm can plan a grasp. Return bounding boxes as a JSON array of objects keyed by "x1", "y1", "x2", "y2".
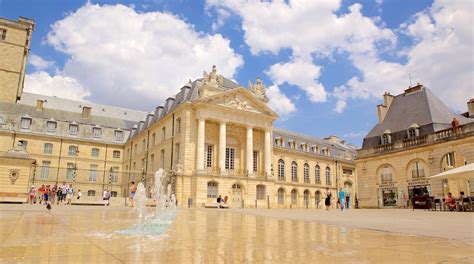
[
  {"x1": 21, "y1": 117, "x2": 32, "y2": 130},
  {"x1": 321, "y1": 147, "x2": 330, "y2": 156},
  {"x1": 92, "y1": 127, "x2": 102, "y2": 138},
  {"x1": 407, "y1": 124, "x2": 419, "y2": 138},
  {"x1": 274, "y1": 137, "x2": 283, "y2": 147},
  {"x1": 114, "y1": 130, "x2": 124, "y2": 141},
  {"x1": 288, "y1": 140, "x2": 296, "y2": 149},
  {"x1": 300, "y1": 143, "x2": 308, "y2": 152},
  {"x1": 381, "y1": 130, "x2": 391, "y2": 144},
  {"x1": 46, "y1": 121, "x2": 57, "y2": 133},
  {"x1": 69, "y1": 124, "x2": 79, "y2": 135}
]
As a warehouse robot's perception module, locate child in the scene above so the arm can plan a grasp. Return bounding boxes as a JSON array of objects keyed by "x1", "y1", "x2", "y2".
[
  {"x1": 29, "y1": 186, "x2": 36, "y2": 204},
  {"x1": 77, "y1": 189, "x2": 82, "y2": 200}
]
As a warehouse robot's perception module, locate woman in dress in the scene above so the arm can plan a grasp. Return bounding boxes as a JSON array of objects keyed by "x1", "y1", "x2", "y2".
[{"x1": 325, "y1": 188, "x2": 332, "y2": 210}]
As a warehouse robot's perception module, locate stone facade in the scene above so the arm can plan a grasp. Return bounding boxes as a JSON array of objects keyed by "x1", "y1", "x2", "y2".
[
  {"x1": 0, "y1": 17, "x2": 34, "y2": 103},
  {"x1": 0, "y1": 16, "x2": 357, "y2": 208},
  {"x1": 356, "y1": 86, "x2": 474, "y2": 208}
]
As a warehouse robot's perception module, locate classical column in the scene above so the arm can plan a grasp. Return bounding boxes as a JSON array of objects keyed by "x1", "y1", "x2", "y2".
[
  {"x1": 246, "y1": 126, "x2": 253, "y2": 176},
  {"x1": 264, "y1": 129, "x2": 272, "y2": 178},
  {"x1": 219, "y1": 122, "x2": 227, "y2": 174},
  {"x1": 196, "y1": 118, "x2": 205, "y2": 171}
]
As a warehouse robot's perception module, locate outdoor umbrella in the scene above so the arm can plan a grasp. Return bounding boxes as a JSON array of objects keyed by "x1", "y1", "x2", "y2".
[{"x1": 429, "y1": 163, "x2": 474, "y2": 180}]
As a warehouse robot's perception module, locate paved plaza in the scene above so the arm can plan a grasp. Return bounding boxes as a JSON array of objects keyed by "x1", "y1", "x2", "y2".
[{"x1": 0, "y1": 204, "x2": 473, "y2": 263}]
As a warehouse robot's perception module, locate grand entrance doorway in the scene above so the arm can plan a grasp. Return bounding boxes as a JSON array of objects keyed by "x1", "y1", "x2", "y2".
[{"x1": 232, "y1": 184, "x2": 243, "y2": 208}]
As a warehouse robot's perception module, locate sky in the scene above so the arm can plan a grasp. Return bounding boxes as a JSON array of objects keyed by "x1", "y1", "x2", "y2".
[{"x1": 1, "y1": 0, "x2": 473, "y2": 146}]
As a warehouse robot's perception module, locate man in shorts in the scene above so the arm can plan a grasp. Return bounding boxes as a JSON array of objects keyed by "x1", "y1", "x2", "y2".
[{"x1": 129, "y1": 182, "x2": 137, "y2": 207}]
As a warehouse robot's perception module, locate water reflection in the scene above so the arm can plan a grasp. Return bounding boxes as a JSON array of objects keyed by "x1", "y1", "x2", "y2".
[{"x1": 0, "y1": 208, "x2": 472, "y2": 263}]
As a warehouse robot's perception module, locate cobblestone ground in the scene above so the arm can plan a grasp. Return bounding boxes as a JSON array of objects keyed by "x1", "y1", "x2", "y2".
[{"x1": 0, "y1": 204, "x2": 473, "y2": 263}]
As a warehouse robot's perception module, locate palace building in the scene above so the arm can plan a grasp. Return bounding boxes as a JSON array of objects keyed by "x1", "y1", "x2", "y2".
[
  {"x1": 0, "y1": 17, "x2": 357, "y2": 208},
  {"x1": 356, "y1": 85, "x2": 474, "y2": 208}
]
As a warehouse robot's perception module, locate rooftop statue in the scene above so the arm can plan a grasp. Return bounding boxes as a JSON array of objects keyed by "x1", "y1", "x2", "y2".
[{"x1": 249, "y1": 77, "x2": 269, "y2": 102}]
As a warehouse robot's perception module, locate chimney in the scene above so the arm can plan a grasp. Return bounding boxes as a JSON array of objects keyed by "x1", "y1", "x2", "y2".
[
  {"x1": 82, "y1": 106, "x2": 91, "y2": 118},
  {"x1": 377, "y1": 92, "x2": 394, "y2": 123},
  {"x1": 468, "y1": 98, "x2": 474, "y2": 118},
  {"x1": 383, "y1": 92, "x2": 394, "y2": 109},
  {"x1": 36, "y1": 100, "x2": 44, "y2": 111},
  {"x1": 404, "y1": 83, "x2": 423, "y2": 94}
]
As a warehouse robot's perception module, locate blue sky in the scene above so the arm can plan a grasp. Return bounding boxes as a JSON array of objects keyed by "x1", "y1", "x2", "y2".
[{"x1": 1, "y1": 0, "x2": 472, "y2": 146}]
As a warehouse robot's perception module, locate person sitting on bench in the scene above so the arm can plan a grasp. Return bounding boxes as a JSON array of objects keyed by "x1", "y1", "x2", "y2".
[{"x1": 445, "y1": 193, "x2": 456, "y2": 211}]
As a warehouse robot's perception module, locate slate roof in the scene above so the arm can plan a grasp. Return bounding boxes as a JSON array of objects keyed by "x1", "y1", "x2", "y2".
[
  {"x1": 19, "y1": 93, "x2": 147, "y2": 123},
  {"x1": 366, "y1": 87, "x2": 470, "y2": 138},
  {"x1": 130, "y1": 77, "x2": 241, "y2": 138}
]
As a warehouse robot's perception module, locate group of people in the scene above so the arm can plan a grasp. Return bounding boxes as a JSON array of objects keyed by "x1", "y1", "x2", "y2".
[
  {"x1": 323, "y1": 188, "x2": 352, "y2": 210},
  {"x1": 444, "y1": 191, "x2": 467, "y2": 211},
  {"x1": 29, "y1": 183, "x2": 75, "y2": 206},
  {"x1": 217, "y1": 195, "x2": 228, "y2": 208}
]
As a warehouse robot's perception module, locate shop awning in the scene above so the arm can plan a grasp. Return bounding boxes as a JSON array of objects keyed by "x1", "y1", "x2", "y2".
[{"x1": 429, "y1": 163, "x2": 474, "y2": 180}]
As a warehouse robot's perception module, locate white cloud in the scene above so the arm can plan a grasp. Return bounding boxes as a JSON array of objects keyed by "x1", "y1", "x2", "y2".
[
  {"x1": 266, "y1": 85, "x2": 296, "y2": 117},
  {"x1": 28, "y1": 54, "x2": 55, "y2": 71},
  {"x1": 42, "y1": 3, "x2": 243, "y2": 109},
  {"x1": 206, "y1": 0, "x2": 395, "y2": 110},
  {"x1": 266, "y1": 59, "x2": 327, "y2": 103},
  {"x1": 336, "y1": 0, "x2": 474, "y2": 113},
  {"x1": 25, "y1": 71, "x2": 90, "y2": 101}
]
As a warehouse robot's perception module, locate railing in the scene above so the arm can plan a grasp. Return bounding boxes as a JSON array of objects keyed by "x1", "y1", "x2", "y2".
[
  {"x1": 374, "y1": 143, "x2": 394, "y2": 153},
  {"x1": 359, "y1": 123, "x2": 474, "y2": 157},
  {"x1": 403, "y1": 135, "x2": 427, "y2": 148}
]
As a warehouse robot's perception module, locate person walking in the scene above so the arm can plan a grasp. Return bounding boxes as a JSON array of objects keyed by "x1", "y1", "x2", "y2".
[
  {"x1": 38, "y1": 185, "x2": 45, "y2": 205},
  {"x1": 77, "y1": 189, "x2": 82, "y2": 200},
  {"x1": 29, "y1": 186, "x2": 36, "y2": 204},
  {"x1": 60, "y1": 183, "x2": 67, "y2": 204},
  {"x1": 129, "y1": 182, "x2": 137, "y2": 207},
  {"x1": 67, "y1": 184, "x2": 74, "y2": 205},
  {"x1": 339, "y1": 189, "x2": 345, "y2": 211},
  {"x1": 103, "y1": 188, "x2": 111, "y2": 206},
  {"x1": 345, "y1": 192, "x2": 350, "y2": 209},
  {"x1": 325, "y1": 188, "x2": 332, "y2": 210}
]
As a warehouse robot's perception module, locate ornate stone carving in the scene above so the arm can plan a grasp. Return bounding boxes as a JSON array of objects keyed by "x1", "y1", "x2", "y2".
[
  {"x1": 199, "y1": 65, "x2": 225, "y2": 98},
  {"x1": 248, "y1": 77, "x2": 269, "y2": 102},
  {"x1": 221, "y1": 96, "x2": 257, "y2": 112},
  {"x1": 9, "y1": 169, "x2": 19, "y2": 184}
]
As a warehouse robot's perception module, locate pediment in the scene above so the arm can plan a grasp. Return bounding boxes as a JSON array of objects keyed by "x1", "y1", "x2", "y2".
[{"x1": 197, "y1": 88, "x2": 277, "y2": 117}]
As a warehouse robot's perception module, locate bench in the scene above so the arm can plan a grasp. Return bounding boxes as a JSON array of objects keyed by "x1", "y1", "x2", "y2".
[{"x1": 0, "y1": 196, "x2": 28, "y2": 204}]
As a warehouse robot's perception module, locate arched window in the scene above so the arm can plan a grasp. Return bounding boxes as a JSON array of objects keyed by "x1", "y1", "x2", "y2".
[
  {"x1": 303, "y1": 163, "x2": 310, "y2": 183},
  {"x1": 278, "y1": 188, "x2": 285, "y2": 205},
  {"x1": 291, "y1": 189, "x2": 298, "y2": 205},
  {"x1": 315, "y1": 191, "x2": 321, "y2": 205},
  {"x1": 315, "y1": 165, "x2": 321, "y2": 184},
  {"x1": 207, "y1": 182, "x2": 218, "y2": 198},
  {"x1": 303, "y1": 190, "x2": 310, "y2": 206},
  {"x1": 291, "y1": 161, "x2": 298, "y2": 182},
  {"x1": 256, "y1": 185, "x2": 266, "y2": 200},
  {"x1": 325, "y1": 167, "x2": 331, "y2": 186},
  {"x1": 278, "y1": 159, "x2": 285, "y2": 180}
]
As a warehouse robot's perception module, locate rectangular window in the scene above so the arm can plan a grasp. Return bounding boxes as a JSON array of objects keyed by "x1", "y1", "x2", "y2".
[
  {"x1": 175, "y1": 118, "x2": 181, "y2": 134},
  {"x1": 342, "y1": 169, "x2": 353, "y2": 175},
  {"x1": 225, "y1": 147, "x2": 235, "y2": 170},
  {"x1": 256, "y1": 185, "x2": 266, "y2": 200},
  {"x1": 253, "y1": 151, "x2": 258, "y2": 172},
  {"x1": 66, "y1": 163, "x2": 75, "y2": 180},
  {"x1": 412, "y1": 161, "x2": 425, "y2": 178},
  {"x1": 161, "y1": 127, "x2": 166, "y2": 140},
  {"x1": 0, "y1": 116, "x2": 4, "y2": 125},
  {"x1": 92, "y1": 127, "x2": 102, "y2": 138},
  {"x1": 91, "y1": 148, "x2": 99, "y2": 158},
  {"x1": 151, "y1": 133, "x2": 156, "y2": 146},
  {"x1": 0, "y1": 28, "x2": 6, "y2": 40},
  {"x1": 19, "y1": 140, "x2": 28, "y2": 151},
  {"x1": 110, "y1": 166, "x2": 119, "y2": 183},
  {"x1": 43, "y1": 143, "x2": 53, "y2": 154},
  {"x1": 46, "y1": 121, "x2": 57, "y2": 133},
  {"x1": 112, "y1": 150, "x2": 121, "y2": 159},
  {"x1": 174, "y1": 143, "x2": 180, "y2": 164},
  {"x1": 69, "y1": 124, "x2": 78, "y2": 135},
  {"x1": 40, "y1": 161, "x2": 51, "y2": 179},
  {"x1": 150, "y1": 154, "x2": 154, "y2": 173},
  {"x1": 89, "y1": 165, "x2": 98, "y2": 182},
  {"x1": 207, "y1": 182, "x2": 218, "y2": 198},
  {"x1": 21, "y1": 117, "x2": 31, "y2": 130},
  {"x1": 68, "y1": 146, "x2": 78, "y2": 156},
  {"x1": 160, "y1": 149, "x2": 165, "y2": 169},
  {"x1": 142, "y1": 139, "x2": 146, "y2": 152},
  {"x1": 446, "y1": 152, "x2": 455, "y2": 167},
  {"x1": 114, "y1": 130, "x2": 123, "y2": 141},
  {"x1": 206, "y1": 144, "x2": 213, "y2": 168}
]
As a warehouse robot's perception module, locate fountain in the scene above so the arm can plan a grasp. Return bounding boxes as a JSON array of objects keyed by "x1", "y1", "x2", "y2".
[{"x1": 116, "y1": 168, "x2": 177, "y2": 236}]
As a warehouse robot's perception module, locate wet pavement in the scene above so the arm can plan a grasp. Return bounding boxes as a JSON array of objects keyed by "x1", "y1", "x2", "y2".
[{"x1": 0, "y1": 205, "x2": 473, "y2": 263}]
